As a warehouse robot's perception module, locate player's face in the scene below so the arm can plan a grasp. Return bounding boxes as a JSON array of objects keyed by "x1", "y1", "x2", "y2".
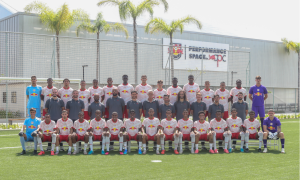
[
  {"x1": 80, "y1": 81, "x2": 86, "y2": 88},
  {"x1": 199, "y1": 113, "x2": 205, "y2": 120},
  {"x1": 72, "y1": 91, "x2": 79, "y2": 98},
  {"x1": 112, "y1": 89, "x2": 118, "y2": 96},
  {"x1": 236, "y1": 81, "x2": 242, "y2": 87},
  {"x1": 268, "y1": 111, "x2": 274, "y2": 117},
  {"x1": 31, "y1": 77, "x2": 37, "y2": 85},
  {"x1": 196, "y1": 94, "x2": 202, "y2": 101},
  {"x1": 183, "y1": 111, "x2": 188, "y2": 118},
  {"x1": 112, "y1": 113, "x2": 118, "y2": 120},
  {"x1": 255, "y1": 78, "x2": 261, "y2": 84},
  {"x1": 172, "y1": 78, "x2": 178, "y2": 85},
  {"x1": 141, "y1": 76, "x2": 147, "y2": 83},
  {"x1": 179, "y1": 91, "x2": 184, "y2": 99},
  {"x1": 238, "y1": 93, "x2": 243, "y2": 100},
  {"x1": 130, "y1": 112, "x2": 135, "y2": 119},
  {"x1": 62, "y1": 112, "x2": 68, "y2": 119},
  {"x1": 107, "y1": 78, "x2": 113, "y2": 85},
  {"x1": 45, "y1": 115, "x2": 51, "y2": 123},
  {"x1": 52, "y1": 89, "x2": 58, "y2": 97},
  {"x1": 30, "y1": 110, "x2": 36, "y2": 117},
  {"x1": 148, "y1": 109, "x2": 154, "y2": 117},
  {"x1": 94, "y1": 94, "x2": 100, "y2": 102},
  {"x1": 231, "y1": 111, "x2": 237, "y2": 117},
  {"x1": 249, "y1": 113, "x2": 255, "y2": 119},
  {"x1": 123, "y1": 76, "x2": 128, "y2": 83},
  {"x1": 78, "y1": 113, "x2": 84, "y2": 120},
  {"x1": 93, "y1": 80, "x2": 98, "y2": 87},
  {"x1": 47, "y1": 79, "x2": 53, "y2": 86},
  {"x1": 188, "y1": 76, "x2": 194, "y2": 83},
  {"x1": 157, "y1": 82, "x2": 163, "y2": 88},
  {"x1": 220, "y1": 83, "x2": 225, "y2": 89},
  {"x1": 131, "y1": 92, "x2": 137, "y2": 100},
  {"x1": 148, "y1": 91, "x2": 154, "y2": 99},
  {"x1": 214, "y1": 96, "x2": 219, "y2": 103},
  {"x1": 166, "y1": 111, "x2": 172, "y2": 119},
  {"x1": 216, "y1": 112, "x2": 221, "y2": 119},
  {"x1": 163, "y1": 96, "x2": 170, "y2": 104},
  {"x1": 63, "y1": 80, "x2": 70, "y2": 87},
  {"x1": 95, "y1": 111, "x2": 101, "y2": 119}
]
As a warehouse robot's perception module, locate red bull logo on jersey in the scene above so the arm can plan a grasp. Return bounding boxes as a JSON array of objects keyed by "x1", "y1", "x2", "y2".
[
  {"x1": 269, "y1": 126, "x2": 274, "y2": 130},
  {"x1": 107, "y1": 92, "x2": 113, "y2": 96},
  {"x1": 183, "y1": 126, "x2": 189, "y2": 130},
  {"x1": 112, "y1": 128, "x2": 118, "y2": 132},
  {"x1": 46, "y1": 94, "x2": 52, "y2": 97},
  {"x1": 249, "y1": 127, "x2": 255, "y2": 130},
  {"x1": 199, "y1": 128, "x2": 205, "y2": 132},
  {"x1": 231, "y1": 124, "x2": 238, "y2": 128},
  {"x1": 254, "y1": 92, "x2": 262, "y2": 96},
  {"x1": 28, "y1": 125, "x2": 36, "y2": 129},
  {"x1": 129, "y1": 126, "x2": 137, "y2": 130},
  {"x1": 31, "y1": 93, "x2": 38, "y2": 97},
  {"x1": 78, "y1": 128, "x2": 84, "y2": 132},
  {"x1": 63, "y1": 94, "x2": 70, "y2": 98},
  {"x1": 140, "y1": 90, "x2": 147, "y2": 94},
  {"x1": 148, "y1": 125, "x2": 155, "y2": 128},
  {"x1": 220, "y1": 96, "x2": 225, "y2": 100},
  {"x1": 215, "y1": 127, "x2": 221, "y2": 130},
  {"x1": 166, "y1": 125, "x2": 173, "y2": 129},
  {"x1": 44, "y1": 130, "x2": 51, "y2": 133},
  {"x1": 157, "y1": 96, "x2": 163, "y2": 99},
  {"x1": 204, "y1": 96, "x2": 211, "y2": 99},
  {"x1": 79, "y1": 96, "x2": 85, "y2": 99},
  {"x1": 188, "y1": 90, "x2": 195, "y2": 93},
  {"x1": 95, "y1": 127, "x2": 101, "y2": 130},
  {"x1": 171, "y1": 93, "x2": 178, "y2": 96},
  {"x1": 62, "y1": 127, "x2": 68, "y2": 131},
  {"x1": 168, "y1": 43, "x2": 183, "y2": 60},
  {"x1": 122, "y1": 90, "x2": 129, "y2": 93}
]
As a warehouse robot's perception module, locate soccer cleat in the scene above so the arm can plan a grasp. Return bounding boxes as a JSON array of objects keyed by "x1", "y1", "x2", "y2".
[
  {"x1": 143, "y1": 150, "x2": 147, "y2": 155},
  {"x1": 50, "y1": 151, "x2": 55, "y2": 156},
  {"x1": 105, "y1": 152, "x2": 110, "y2": 155},
  {"x1": 119, "y1": 151, "x2": 124, "y2": 155},
  {"x1": 195, "y1": 149, "x2": 199, "y2": 154},
  {"x1": 263, "y1": 148, "x2": 268, "y2": 153},
  {"x1": 209, "y1": 149, "x2": 214, "y2": 154},
  {"x1": 281, "y1": 148, "x2": 285, "y2": 153},
  {"x1": 156, "y1": 150, "x2": 160, "y2": 155},
  {"x1": 84, "y1": 150, "x2": 87, "y2": 155},
  {"x1": 67, "y1": 151, "x2": 71, "y2": 155},
  {"x1": 258, "y1": 148, "x2": 262, "y2": 152},
  {"x1": 214, "y1": 149, "x2": 219, "y2": 154},
  {"x1": 229, "y1": 148, "x2": 232, "y2": 153},
  {"x1": 55, "y1": 151, "x2": 59, "y2": 155},
  {"x1": 20, "y1": 150, "x2": 26, "y2": 155},
  {"x1": 174, "y1": 150, "x2": 179, "y2": 154},
  {"x1": 101, "y1": 150, "x2": 105, "y2": 155},
  {"x1": 224, "y1": 149, "x2": 229, "y2": 153},
  {"x1": 33, "y1": 150, "x2": 38, "y2": 155},
  {"x1": 245, "y1": 148, "x2": 249, "y2": 152},
  {"x1": 88, "y1": 150, "x2": 94, "y2": 155},
  {"x1": 124, "y1": 150, "x2": 128, "y2": 155},
  {"x1": 240, "y1": 148, "x2": 244, "y2": 152},
  {"x1": 72, "y1": 151, "x2": 77, "y2": 155},
  {"x1": 138, "y1": 149, "x2": 142, "y2": 155},
  {"x1": 161, "y1": 150, "x2": 165, "y2": 155}
]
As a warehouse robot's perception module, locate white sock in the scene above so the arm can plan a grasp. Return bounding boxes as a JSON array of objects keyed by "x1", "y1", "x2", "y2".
[
  {"x1": 161, "y1": 137, "x2": 164, "y2": 150},
  {"x1": 210, "y1": 143, "x2": 213, "y2": 150},
  {"x1": 73, "y1": 144, "x2": 77, "y2": 151},
  {"x1": 213, "y1": 134, "x2": 217, "y2": 150},
  {"x1": 106, "y1": 136, "x2": 110, "y2": 151},
  {"x1": 195, "y1": 144, "x2": 198, "y2": 150},
  {"x1": 157, "y1": 145, "x2": 160, "y2": 151},
  {"x1": 119, "y1": 136, "x2": 123, "y2": 151},
  {"x1": 245, "y1": 133, "x2": 249, "y2": 148},
  {"x1": 191, "y1": 143, "x2": 195, "y2": 150},
  {"x1": 37, "y1": 137, "x2": 43, "y2": 151},
  {"x1": 124, "y1": 142, "x2": 127, "y2": 150},
  {"x1": 84, "y1": 143, "x2": 88, "y2": 151},
  {"x1": 258, "y1": 132, "x2": 263, "y2": 148},
  {"x1": 56, "y1": 146, "x2": 59, "y2": 152},
  {"x1": 51, "y1": 134, "x2": 56, "y2": 151},
  {"x1": 138, "y1": 142, "x2": 142, "y2": 150},
  {"x1": 102, "y1": 137, "x2": 106, "y2": 151},
  {"x1": 224, "y1": 136, "x2": 228, "y2": 149},
  {"x1": 89, "y1": 136, "x2": 93, "y2": 151},
  {"x1": 68, "y1": 146, "x2": 72, "y2": 152},
  {"x1": 240, "y1": 132, "x2": 245, "y2": 148},
  {"x1": 174, "y1": 136, "x2": 178, "y2": 150},
  {"x1": 143, "y1": 144, "x2": 146, "y2": 151}
]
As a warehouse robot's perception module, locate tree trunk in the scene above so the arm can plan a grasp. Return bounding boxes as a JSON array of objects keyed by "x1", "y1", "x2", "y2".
[
  {"x1": 133, "y1": 18, "x2": 138, "y2": 85},
  {"x1": 96, "y1": 32, "x2": 100, "y2": 81},
  {"x1": 170, "y1": 34, "x2": 174, "y2": 79},
  {"x1": 56, "y1": 31, "x2": 61, "y2": 78}
]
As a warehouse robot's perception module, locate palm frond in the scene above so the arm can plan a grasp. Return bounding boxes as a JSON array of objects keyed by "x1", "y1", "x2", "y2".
[
  {"x1": 145, "y1": 18, "x2": 171, "y2": 36},
  {"x1": 76, "y1": 22, "x2": 96, "y2": 36},
  {"x1": 97, "y1": 0, "x2": 120, "y2": 7},
  {"x1": 136, "y1": 0, "x2": 159, "y2": 18}
]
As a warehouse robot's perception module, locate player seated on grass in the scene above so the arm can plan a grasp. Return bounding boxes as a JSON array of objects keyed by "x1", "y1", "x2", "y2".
[
  {"x1": 226, "y1": 108, "x2": 245, "y2": 152},
  {"x1": 70, "y1": 112, "x2": 90, "y2": 155},
  {"x1": 243, "y1": 111, "x2": 263, "y2": 152},
  {"x1": 193, "y1": 111, "x2": 215, "y2": 154},
  {"x1": 55, "y1": 110, "x2": 74, "y2": 155},
  {"x1": 209, "y1": 110, "x2": 230, "y2": 153},
  {"x1": 87, "y1": 110, "x2": 106, "y2": 155},
  {"x1": 177, "y1": 109, "x2": 194, "y2": 154},
  {"x1": 263, "y1": 109, "x2": 285, "y2": 153},
  {"x1": 19, "y1": 108, "x2": 41, "y2": 155},
  {"x1": 124, "y1": 109, "x2": 143, "y2": 154},
  {"x1": 142, "y1": 108, "x2": 160, "y2": 154},
  {"x1": 160, "y1": 109, "x2": 178, "y2": 154},
  {"x1": 105, "y1": 112, "x2": 128, "y2": 155},
  {"x1": 37, "y1": 113, "x2": 56, "y2": 156}
]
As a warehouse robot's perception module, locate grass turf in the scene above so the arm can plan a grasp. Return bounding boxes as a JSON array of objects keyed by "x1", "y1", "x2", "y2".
[{"x1": 0, "y1": 119, "x2": 299, "y2": 179}]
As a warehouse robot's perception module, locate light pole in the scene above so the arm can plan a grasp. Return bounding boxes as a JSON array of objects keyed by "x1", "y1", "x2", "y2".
[{"x1": 82, "y1": 65, "x2": 88, "y2": 80}]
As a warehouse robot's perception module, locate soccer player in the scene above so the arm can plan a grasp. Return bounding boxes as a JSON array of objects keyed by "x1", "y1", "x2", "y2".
[
  {"x1": 124, "y1": 109, "x2": 143, "y2": 154},
  {"x1": 262, "y1": 109, "x2": 285, "y2": 153},
  {"x1": 143, "y1": 90, "x2": 159, "y2": 118},
  {"x1": 183, "y1": 75, "x2": 200, "y2": 104},
  {"x1": 102, "y1": 77, "x2": 117, "y2": 119},
  {"x1": 71, "y1": 112, "x2": 90, "y2": 155},
  {"x1": 26, "y1": 76, "x2": 42, "y2": 117},
  {"x1": 200, "y1": 81, "x2": 214, "y2": 117},
  {"x1": 88, "y1": 110, "x2": 106, "y2": 155},
  {"x1": 106, "y1": 87, "x2": 125, "y2": 120},
  {"x1": 249, "y1": 76, "x2": 268, "y2": 129},
  {"x1": 141, "y1": 108, "x2": 161, "y2": 154},
  {"x1": 37, "y1": 113, "x2": 56, "y2": 155},
  {"x1": 209, "y1": 110, "x2": 229, "y2": 153},
  {"x1": 58, "y1": 78, "x2": 73, "y2": 109},
  {"x1": 106, "y1": 112, "x2": 128, "y2": 155},
  {"x1": 88, "y1": 79, "x2": 104, "y2": 104},
  {"x1": 159, "y1": 95, "x2": 175, "y2": 120},
  {"x1": 55, "y1": 110, "x2": 74, "y2": 155},
  {"x1": 19, "y1": 108, "x2": 41, "y2": 155},
  {"x1": 214, "y1": 82, "x2": 230, "y2": 119},
  {"x1": 193, "y1": 111, "x2": 215, "y2": 153},
  {"x1": 230, "y1": 79, "x2": 247, "y2": 103},
  {"x1": 88, "y1": 93, "x2": 105, "y2": 120},
  {"x1": 208, "y1": 94, "x2": 224, "y2": 121},
  {"x1": 118, "y1": 75, "x2": 134, "y2": 119},
  {"x1": 167, "y1": 77, "x2": 182, "y2": 105},
  {"x1": 177, "y1": 109, "x2": 194, "y2": 153},
  {"x1": 126, "y1": 91, "x2": 142, "y2": 119},
  {"x1": 154, "y1": 80, "x2": 167, "y2": 106},
  {"x1": 66, "y1": 90, "x2": 85, "y2": 122},
  {"x1": 190, "y1": 92, "x2": 207, "y2": 121},
  {"x1": 41, "y1": 78, "x2": 56, "y2": 118},
  {"x1": 174, "y1": 90, "x2": 190, "y2": 121},
  {"x1": 232, "y1": 92, "x2": 249, "y2": 122},
  {"x1": 79, "y1": 80, "x2": 91, "y2": 120},
  {"x1": 160, "y1": 109, "x2": 177, "y2": 154},
  {"x1": 135, "y1": 75, "x2": 153, "y2": 104},
  {"x1": 227, "y1": 108, "x2": 244, "y2": 152},
  {"x1": 243, "y1": 111, "x2": 263, "y2": 152}
]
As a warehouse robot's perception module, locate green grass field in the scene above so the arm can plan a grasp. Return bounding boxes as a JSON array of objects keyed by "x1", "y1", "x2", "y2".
[{"x1": 0, "y1": 119, "x2": 299, "y2": 179}]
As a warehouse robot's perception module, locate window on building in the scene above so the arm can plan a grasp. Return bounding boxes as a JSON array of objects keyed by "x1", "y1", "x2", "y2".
[
  {"x1": 11, "y1": 92, "x2": 17, "y2": 103},
  {"x1": 3, "y1": 92, "x2": 7, "y2": 103}
]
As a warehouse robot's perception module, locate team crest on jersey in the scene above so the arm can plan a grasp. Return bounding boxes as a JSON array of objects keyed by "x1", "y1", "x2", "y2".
[
  {"x1": 257, "y1": 89, "x2": 260, "y2": 91},
  {"x1": 169, "y1": 43, "x2": 183, "y2": 60}
]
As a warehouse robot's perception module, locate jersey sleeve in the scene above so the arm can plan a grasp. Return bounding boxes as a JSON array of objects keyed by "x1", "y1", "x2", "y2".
[
  {"x1": 276, "y1": 119, "x2": 282, "y2": 127},
  {"x1": 142, "y1": 119, "x2": 146, "y2": 126},
  {"x1": 187, "y1": 102, "x2": 190, "y2": 109},
  {"x1": 166, "y1": 87, "x2": 170, "y2": 95},
  {"x1": 249, "y1": 87, "x2": 253, "y2": 94},
  {"x1": 245, "y1": 103, "x2": 248, "y2": 110},
  {"x1": 223, "y1": 121, "x2": 228, "y2": 129},
  {"x1": 26, "y1": 87, "x2": 29, "y2": 96},
  {"x1": 135, "y1": 85, "x2": 139, "y2": 91}
]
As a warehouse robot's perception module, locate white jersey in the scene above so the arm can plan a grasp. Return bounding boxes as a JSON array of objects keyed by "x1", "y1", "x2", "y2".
[
  {"x1": 90, "y1": 118, "x2": 106, "y2": 135},
  {"x1": 124, "y1": 118, "x2": 142, "y2": 136},
  {"x1": 243, "y1": 119, "x2": 260, "y2": 134},
  {"x1": 41, "y1": 86, "x2": 56, "y2": 107},
  {"x1": 194, "y1": 120, "x2": 210, "y2": 135},
  {"x1": 226, "y1": 116, "x2": 243, "y2": 133},
  {"x1": 58, "y1": 87, "x2": 73, "y2": 108},
  {"x1": 161, "y1": 118, "x2": 177, "y2": 135},
  {"x1": 183, "y1": 83, "x2": 200, "y2": 104},
  {"x1": 230, "y1": 87, "x2": 247, "y2": 103},
  {"x1": 56, "y1": 118, "x2": 74, "y2": 135},
  {"x1": 210, "y1": 118, "x2": 227, "y2": 133},
  {"x1": 106, "y1": 119, "x2": 124, "y2": 136},
  {"x1": 200, "y1": 89, "x2": 214, "y2": 110},
  {"x1": 102, "y1": 85, "x2": 117, "y2": 107},
  {"x1": 78, "y1": 89, "x2": 90, "y2": 111},
  {"x1": 73, "y1": 120, "x2": 90, "y2": 136},
  {"x1": 88, "y1": 86, "x2": 104, "y2": 104},
  {"x1": 167, "y1": 86, "x2": 182, "y2": 104},
  {"x1": 118, "y1": 83, "x2": 134, "y2": 105},
  {"x1": 154, "y1": 89, "x2": 167, "y2": 105},
  {"x1": 177, "y1": 118, "x2": 194, "y2": 134},
  {"x1": 215, "y1": 89, "x2": 230, "y2": 111},
  {"x1": 40, "y1": 120, "x2": 56, "y2": 135},
  {"x1": 135, "y1": 84, "x2": 152, "y2": 103},
  {"x1": 142, "y1": 117, "x2": 160, "y2": 136}
]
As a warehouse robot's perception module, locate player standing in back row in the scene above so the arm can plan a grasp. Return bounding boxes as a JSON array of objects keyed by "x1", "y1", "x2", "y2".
[
  {"x1": 154, "y1": 80, "x2": 167, "y2": 106},
  {"x1": 58, "y1": 78, "x2": 73, "y2": 109},
  {"x1": 78, "y1": 80, "x2": 90, "y2": 120},
  {"x1": 214, "y1": 82, "x2": 230, "y2": 119},
  {"x1": 41, "y1": 78, "x2": 56, "y2": 118},
  {"x1": 26, "y1": 76, "x2": 43, "y2": 118},
  {"x1": 230, "y1": 79, "x2": 247, "y2": 103},
  {"x1": 102, "y1": 77, "x2": 117, "y2": 119},
  {"x1": 183, "y1": 75, "x2": 200, "y2": 104},
  {"x1": 200, "y1": 81, "x2": 214, "y2": 117},
  {"x1": 118, "y1": 75, "x2": 134, "y2": 119},
  {"x1": 167, "y1": 77, "x2": 182, "y2": 105},
  {"x1": 88, "y1": 79, "x2": 104, "y2": 104},
  {"x1": 135, "y1": 75, "x2": 152, "y2": 104}
]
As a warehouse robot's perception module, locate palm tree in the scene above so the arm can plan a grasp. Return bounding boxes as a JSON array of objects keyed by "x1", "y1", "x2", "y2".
[
  {"x1": 282, "y1": 38, "x2": 300, "y2": 111},
  {"x1": 76, "y1": 12, "x2": 129, "y2": 80},
  {"x1": 145, "y1": 16, "x2": 202, "y2": 78},
  {"x1": 25, "y1": 2, "x2": 89, "y2": 78},
  {"x1": 97, "y1": 0, "x2": 169, "y2": 84}
]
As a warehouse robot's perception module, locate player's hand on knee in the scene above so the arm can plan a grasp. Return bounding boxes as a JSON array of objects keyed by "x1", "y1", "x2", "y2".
[
  {"x1": 18, "y1": 131, "x2": 24, "y2": 137},
  {"x1": 119, "y1": 132, "x2": 123, "y2": 137},
  {"x1": 31, "y1": 130, "x2": 37, "y2": 137},
  {"x1": 159, "y1": 133, "x2": 164, "y2": 138}
]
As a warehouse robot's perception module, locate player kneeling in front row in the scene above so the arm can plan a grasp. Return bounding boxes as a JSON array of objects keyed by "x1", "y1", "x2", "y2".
[
  {"x1": 193, "y1": 111, "x2": 215, "y2": 154},
  {"x1": 88, "y1": 110, "x2": 106, "y2": 155},
  {"x1": 243, "y1": 111, "x2": 263, "y2": 152},
  {"x1": 37, "y1": 113, "x2": 57, "y2": 155},
  {"x1": 177, "y1": 109, "x2": 194, "y2": 154},
  {"x1": 124, "y1": 109, "x2": 143, "y2": 154},
  {"x1": 210, "y1": 110, "x2": 230, "y2": 153},
  {"x1": 227, "y1": 108, "x2": 245, "y2": 152},
  {"x1": 142, "y1": 108, "x2": 161, "y2": 154},
  {"x1": 160, "y1": 109, "x2": 178, "y2": 154},
  {"x1": 262, "y1": 109, "x2": 285, "y2": 153}
]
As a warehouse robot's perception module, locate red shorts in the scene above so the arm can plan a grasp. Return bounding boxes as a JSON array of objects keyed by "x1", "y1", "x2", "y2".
[
  {"x1": 216, "y1": 133, "x2": 224, "y2": 140},
  {"x1": 182, "y1": 134, "x2": 191, "y2": 141},
  {"x1": 123, "y1": 105, "x2": 128, "y2": 118},
  {"x1": 164, "y1": 134, "x2": 173, "y2": 141},
  {"x1": 105, "y1": 108, "x2": 109, "y2": 119},
  {"x1": 199, "y1": 134, "x2": 208, "y2": 141},
  {"x1": 43, "y1": 109, "x2": 46, "y2": 117},
  {"x1": 59, "y1": 135, "x2": 69, "y2": 143},
  {"x1": 223, "y1": 111, "x2": 229, "y2": 119},
  {"x1": 84, "y1": 111, "x2": 90, "y2": 120},
  {"x1": 231, "y1": 132, "x2": 240, "y2": 139},
  {"x1": 76, "y1": 135, "x2": 85, "y2": 141},
  {"x1": 128, "y1": 134, "x2": 138, "y2": 141},
  {"x1": 110, "y1": 134, "x2": 119, "y2": 141},
  {"x1": 93, "y1": 135, "x2": 102, "y2": 141},
  {"x1": 147, "y1": 134, "x2": 155, "y2": 141},
  {"x1": 42, "y1": 135, "x2": 52, "y2": 142},
  {"x1": 249, "y1": 133, "x2": 257, "y2": 139},
  {"x1": 205, "y1": 111, "x2": 208, "y2": 117}
]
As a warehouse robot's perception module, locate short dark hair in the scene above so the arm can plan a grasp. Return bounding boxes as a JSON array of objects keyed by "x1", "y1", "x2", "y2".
[
  {"x1": 81, "y1": 80, "x2": 85, "y2": 82},
  {"x1": 123, "y1": 74, "x2": 128, "y2": 77},
  {"x1": 214, "y1": 94, "x2": 219, "y2": 98},
  {"x1": 93, "y1": 79, "x2": 98, "y2": 82},
  {"x1": 141, "y1": 75, "x2": 147, "y2": 78},
  {"x1": 216, "y1": 110, "x2": 222, "y2": 114},
  {"x1": 220, "y1": 81, "x2": 225, "y2": 84},
  {"x1": 236, "y1": 79, "x2": 242, "y2": 83},
  {"x1": 163, "y1": 94, "x2": 170, "y2": 98},
  {"x1": 198, "y1": 111, "x2": 205, "y2": 115},
  {"x1": 63, "y1": 78, "x2": 70, "y2": 83},
  {"x1": 131, "y1": 91, "x2": 137, "y2": 94},
  {"x1": 231, "y1": 108, "x2": 237, "y2": 112},
  {"x1": 45, "y1": 113, "x2": 50, "y2": 117},
  {"x1": 255, "y1": 76, "x2": 261, "y2": 79},
  {"x1": 130, "y1": 109, "x2": 135, "y2": 113},
  {"x1": 188, "y1": 75, "x2": 194, "y2": 78},
  {"x1": 157, "y1": 80, "x2": 163, "y2": 83},
  {"x1": 249, "y1": 111, "x2": 255, "y2": 114},
  {"x1": 237, "y1": 92, "x2": 243, "y2": 95},
  {"x1": 268, "y1": 109, "x2": 275, "y2": 113},
  {"x1": 31, "y1": 76, "x2": 36, "y2": 79},
  {"x1": 30, "y1": 108, "x2": 36, "y2": 112}
]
